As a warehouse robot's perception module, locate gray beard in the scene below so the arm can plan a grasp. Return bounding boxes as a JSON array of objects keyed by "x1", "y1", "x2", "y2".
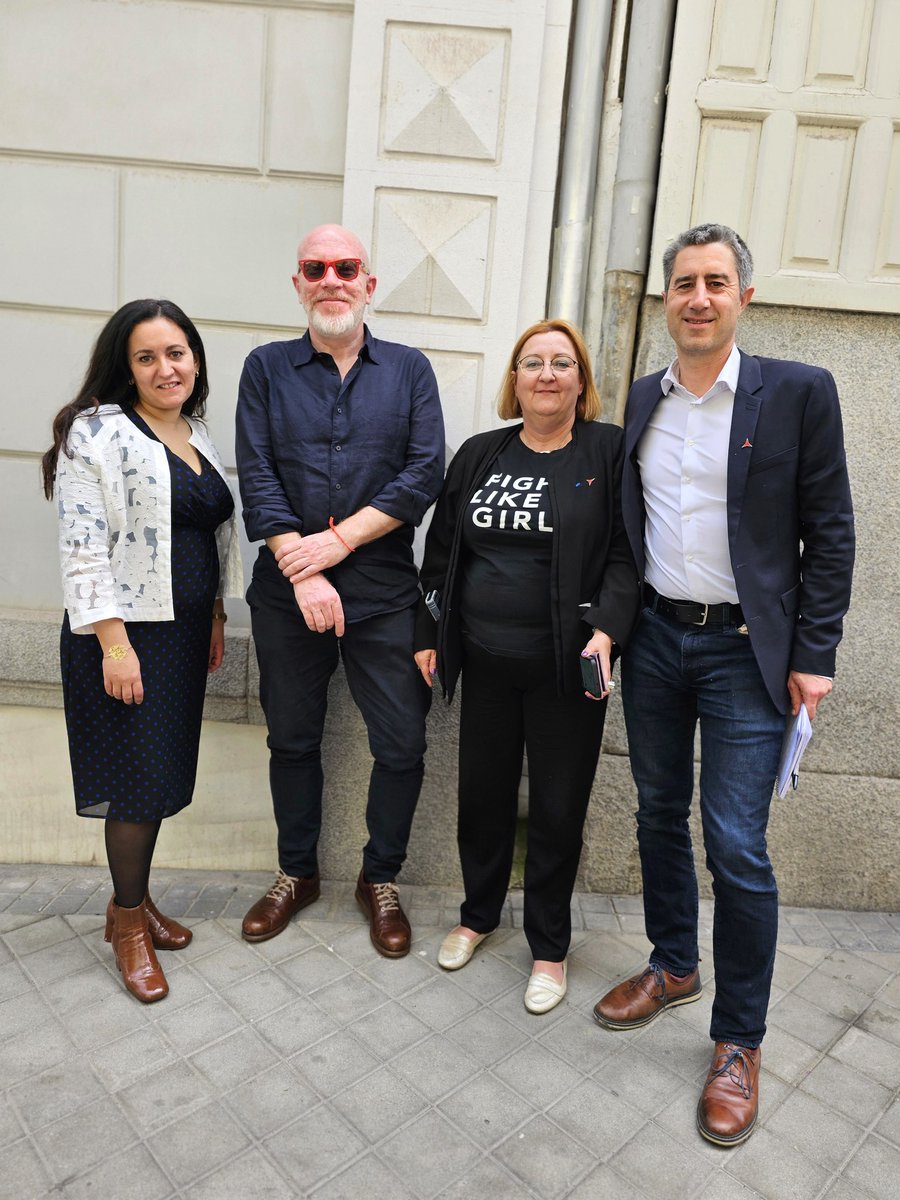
[{"x1": 305, "y1": 300, "x2": 365, "y2": 338}]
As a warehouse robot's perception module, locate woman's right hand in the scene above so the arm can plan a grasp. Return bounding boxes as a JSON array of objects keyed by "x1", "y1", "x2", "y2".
[
  {"x1": 102, "y1": 650, "x2": 144, "y2": 705},
  {"x1": 414, "y1": 649, "x2": 437, "y2": 688}
]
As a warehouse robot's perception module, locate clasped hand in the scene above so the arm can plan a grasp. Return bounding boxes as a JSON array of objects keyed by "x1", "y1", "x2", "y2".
[{"x1": 275, "y1": 529, "x2": 349, "y2": 582}]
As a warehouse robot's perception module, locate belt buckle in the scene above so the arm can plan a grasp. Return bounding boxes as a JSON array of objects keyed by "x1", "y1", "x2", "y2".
[{"x1": 692, "y1": 603, "x2": 709, "y2": 626}]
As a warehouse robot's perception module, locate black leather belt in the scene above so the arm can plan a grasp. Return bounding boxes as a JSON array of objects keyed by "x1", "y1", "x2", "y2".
[{"x1": 644, "y1": 585, "x2": 744, "y2": 629}]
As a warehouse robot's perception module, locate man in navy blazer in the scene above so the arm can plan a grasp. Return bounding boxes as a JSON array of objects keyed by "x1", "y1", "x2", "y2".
[{"x1": 592, "y1": 223, "x2": 854, "y2": 1146}]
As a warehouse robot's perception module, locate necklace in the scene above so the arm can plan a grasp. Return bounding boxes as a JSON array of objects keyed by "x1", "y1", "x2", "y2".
[{"x1": 519, "y1": 427, "x2": 573, "y2": 454}]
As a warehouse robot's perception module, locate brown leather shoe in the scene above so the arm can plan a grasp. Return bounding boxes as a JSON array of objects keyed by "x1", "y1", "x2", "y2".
[
  {"x1": 355, "y1": 872, "x2": 411, "y2": 958},
  {"x1": 110, "y1": 902, "x2": 168, "y2": 1004},
  {"x1": 593, "y1": 963, "x2": 702, "y2": 1030},
  {"x1": 697, "y1": 1042, "x2": 761, "y2": 1146},
  {"x1": 241, "y1": 869, "x2": 320, "y2": 942},
  {"x1": 104, "y1": 896, "x2": 192, "y2": 951}
]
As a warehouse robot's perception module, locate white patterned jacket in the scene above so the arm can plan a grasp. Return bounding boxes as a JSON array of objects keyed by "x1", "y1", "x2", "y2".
[{"x1": 55, "y1": 405, "x2": 243, "y2": 634}]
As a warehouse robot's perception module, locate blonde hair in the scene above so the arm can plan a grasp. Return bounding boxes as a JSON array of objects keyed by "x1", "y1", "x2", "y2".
[{"x1": 497, "y1": 318, "x2": 600, "y2": 422}]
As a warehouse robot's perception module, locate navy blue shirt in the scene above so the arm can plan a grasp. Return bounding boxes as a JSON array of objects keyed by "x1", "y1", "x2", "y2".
[{"x1": 236, "y1": 326, "x2": 445, "y2": 622}]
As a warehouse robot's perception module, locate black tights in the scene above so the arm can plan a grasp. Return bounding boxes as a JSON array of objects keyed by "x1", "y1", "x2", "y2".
[{"x1": 105, "y1": 819, "x2": 162, "y2": 909}]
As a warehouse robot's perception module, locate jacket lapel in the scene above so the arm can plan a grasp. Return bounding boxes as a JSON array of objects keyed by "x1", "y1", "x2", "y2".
[{"x1": 727, "y1": 352, "x2": 763, "y2": 542}]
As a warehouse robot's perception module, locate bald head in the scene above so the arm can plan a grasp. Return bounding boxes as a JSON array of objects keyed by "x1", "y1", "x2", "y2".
[{"x1": 297, "y1": 224, "x2": 370, "y2": 267}]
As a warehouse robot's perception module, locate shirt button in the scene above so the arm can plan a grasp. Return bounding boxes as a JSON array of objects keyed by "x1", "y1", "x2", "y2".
[
  {"x1": 335, "y1": 445, "x2": 342, "y2": 452},
  {"x1": 336, "y1": 407, "x2": 343, "y2": 414},
  {"x1": 335, "y1": 483, "x2": 342, "y2": 490}
]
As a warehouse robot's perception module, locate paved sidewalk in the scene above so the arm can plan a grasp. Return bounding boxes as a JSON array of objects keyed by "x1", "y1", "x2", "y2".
[{"x1": 0, "y1": 865, "x2": 898, "y2": 1200}]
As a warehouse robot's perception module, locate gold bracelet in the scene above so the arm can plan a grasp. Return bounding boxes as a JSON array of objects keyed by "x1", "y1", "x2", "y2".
[
  {"x1": 211, "y1": 612, "x2": 228, "y2": 622},
  {"x1": 106, "y1": 644, "x2": 131, "y2": 661}
]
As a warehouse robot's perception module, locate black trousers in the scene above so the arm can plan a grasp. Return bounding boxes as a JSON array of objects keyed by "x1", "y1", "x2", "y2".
[
  {"x1": 456, "y1": 638, "x2": 607, "y2": 961},
  {"x1": 248, "y1": 556, "x2": 430, "y2": 883}
]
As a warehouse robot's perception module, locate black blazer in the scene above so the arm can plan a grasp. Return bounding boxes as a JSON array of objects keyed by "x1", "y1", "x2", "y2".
[
  {"x1": 623, "y1": 353, "x2": 855, "y2": 713},
  {"x1": 416, "y1": 419, "x2": 640, "y2": 701}
]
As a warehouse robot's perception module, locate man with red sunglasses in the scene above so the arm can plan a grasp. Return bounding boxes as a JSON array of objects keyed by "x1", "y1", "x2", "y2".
[{"x1": 236, "y1": 224, "x2": 444, "y2": 957}]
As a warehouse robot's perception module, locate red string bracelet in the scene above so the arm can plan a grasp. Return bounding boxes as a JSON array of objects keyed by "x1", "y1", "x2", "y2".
[{"x1": 329, "y1": 516, "x2": 354, "y2": 553}]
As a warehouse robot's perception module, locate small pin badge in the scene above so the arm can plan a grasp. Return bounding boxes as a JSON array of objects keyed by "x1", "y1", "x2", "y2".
[{"x1": 741, "y1": 438, "x2": 752, "y2": 448}]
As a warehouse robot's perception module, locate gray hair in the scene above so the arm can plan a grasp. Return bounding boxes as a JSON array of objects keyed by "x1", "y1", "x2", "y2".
[{"x1": 662, "y1": 223, "x2": 753, "y2": 294}]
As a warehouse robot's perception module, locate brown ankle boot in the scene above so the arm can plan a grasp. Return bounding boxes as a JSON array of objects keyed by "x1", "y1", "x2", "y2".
[
  {"x1": 105, "y1": 896, "x2": 192, "y2": 950},
  {"x1": 110, "y1": 903, "x2": 168, "y2": 1003}
]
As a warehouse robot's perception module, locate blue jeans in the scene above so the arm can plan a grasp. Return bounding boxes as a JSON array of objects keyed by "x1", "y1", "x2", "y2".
[
  {"x1": 248, "y1": 553, "x2": 430, "y2": 883},
  {"x1": 621, "y1": 605, "x2": 783, "y2": 1047}
]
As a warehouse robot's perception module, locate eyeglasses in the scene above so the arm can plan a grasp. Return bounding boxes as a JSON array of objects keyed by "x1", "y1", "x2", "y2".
[
  {"x1": 515, "y1": 355, "x2": 579, "y2": 374},
  {"x1": 297, "y1": 258, "x2": 368, "y2": 282}
]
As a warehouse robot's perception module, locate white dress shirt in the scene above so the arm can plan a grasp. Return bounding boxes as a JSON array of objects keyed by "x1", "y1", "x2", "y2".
[{"x1": 638, "y1": 345, "x2": 741, "y2": 604}]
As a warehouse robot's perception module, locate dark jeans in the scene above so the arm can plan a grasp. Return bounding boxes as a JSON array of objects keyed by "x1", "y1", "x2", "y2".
[
  {"x1": 457, "y1": 638, "x2": 607, "y2": 961},
  {"x1": 248, "y1": 559, "x2": 430, "y2": 883},
  {"x1": 621, "y1": 605, "x2": 784, "y2": 1047}
]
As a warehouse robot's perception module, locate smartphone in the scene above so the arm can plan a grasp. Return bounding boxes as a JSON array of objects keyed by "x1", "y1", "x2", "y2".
[{"x1": 579, "y1": 652, "x2": 608, "y2": 698}]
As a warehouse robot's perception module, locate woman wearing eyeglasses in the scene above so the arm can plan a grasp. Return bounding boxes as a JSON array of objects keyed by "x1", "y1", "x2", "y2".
[
  {"x1": 42, "y1": 299, "x2": 242, "y2": 1004},
  {"x1": 414, "y1": 318, "x2": 639, "y2": 1013}
]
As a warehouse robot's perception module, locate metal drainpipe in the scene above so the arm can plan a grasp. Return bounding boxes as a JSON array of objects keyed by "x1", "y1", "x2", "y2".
[
  {"x1": 599, "y1": 0, "x2": 677, "y2": 423},
  {"x1": 547, "y1": 0, "x2": 615, "y2": 326}
]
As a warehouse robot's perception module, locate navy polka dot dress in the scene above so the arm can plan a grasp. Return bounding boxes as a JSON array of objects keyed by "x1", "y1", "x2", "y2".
[{"x1": 60, "y1": 412, "x2": 234, "y2": 821}]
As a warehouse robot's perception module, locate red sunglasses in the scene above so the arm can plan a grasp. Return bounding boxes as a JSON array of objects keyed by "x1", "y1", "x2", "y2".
[{"x1": 297, "y1": 258, "x2": 368, "y2": 282}]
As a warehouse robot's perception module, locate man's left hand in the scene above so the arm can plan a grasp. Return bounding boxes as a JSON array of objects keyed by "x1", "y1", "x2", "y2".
[
  {"x1": 787, "y1": 671, "x2": 832, "y2": 720},
  {"x1": 276, "y1": 529, "x2": 350, "y2": 581}
]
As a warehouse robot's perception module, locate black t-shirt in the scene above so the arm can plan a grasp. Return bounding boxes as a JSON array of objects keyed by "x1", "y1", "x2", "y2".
[{"x1": 459, "y1": 434, "x2": 572, "y2": 655}]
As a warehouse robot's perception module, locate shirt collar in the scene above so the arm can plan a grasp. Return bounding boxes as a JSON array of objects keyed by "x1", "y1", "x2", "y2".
[
  {"x1": 660, "y1": 343, "x2": 741, "y2": 399},
  {"x1": 290, "y1": 324, "x2": 378, "y2": 366}
]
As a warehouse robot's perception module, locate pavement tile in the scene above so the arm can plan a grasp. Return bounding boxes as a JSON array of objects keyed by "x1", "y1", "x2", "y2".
[
  {"x1": 875, "y1": 1097, "x2": 900, "y2": 1146},
  {"x1": 443, "y1": 1007, "x2": 529, "y2": 1066},
  {"x1": 394, "y1": 975, "x2": 480, "y2": 1030},
  {"x1": 2, "y1": 915, "x2": 75, "y2": 957},
  {"x1": 391, "y1": 1033, "x2": 483, "y2": 1102},
  {"x1": 727, "y1": 1126, "x2": 831, "y2": 1199},
  {"x1": 816, "y1": 950, "x2": 894, "y2": 996},
  {"x1": 52, "y1": 1141, "x2": 174, "y2": 1200},
  {"x1": 492, "y1": 1040, "x2": 584, "y2": 1108},
  {"x1": 570, "y1": 933, "x2": 650, "y2": 985},
  {"x1": 331, "y1": 1063, "x2": 429, "y2": 1143},
  {"x1": 0, "y1": 960, "x2": 32, "y2": 1004},
  {"x1": 0, "y1": 988, "x2": 57, "y2": 1043},
  {"x1": 856, "y1": 999, "x2": 900, "y2": 1049},
  {"x1": 536, "y1": 1010, "x2": 623, "y2": 1072},
  {"x1": 290, "y1": 1028, "x2": 381, "y2": 1097},
  {"x1": 793, "y1": 965, "x2": 876, "y2": 1020},
  {"x1": 225, "y1": 966, "x2": 298, "y2": 1022},
  {"x1": 189, "y1": 1024, "x2": 280, "y2": 1090},
  {"x1": 145, "y1": 1100, "x2": 250, "y2": 1188},
  {"x1": 154, "y1": 992, "x2": 244, "y2": 1056},
  {"x1": 63, "y1": 987, "x2": 152, "y2": 1051},
  {"x1": 589, "y1": 1046, "x2": 687, "y2": 1118},
  {"x1": 763, "y1": 1088, "x2": 865, "y2": 1172},
  {"x1": 0, "y1": 1017, "x2": 75, "y2": 1087},
  {"x1": 41, "y1": 961, "x2": 123, "y2": 1018},
  {"x1": 0, "y1": 1095, "x2": 23, "y2": 1149},
  {"x1": 358, "y1": 947, "x2": 438, "y2": 998},
  {"x1": 263, "y1": 1103, "x2": 366, "y2": 1192},
  {"x1": 254, "y1": 995, "x2": 340, "y2": 1057},
  {"x1": 117, "y1": 1059, "x2": 211, "y2": 1132},
  {"x1": 379, "y1": 1109, "x2": 481, "y2": 1199},
  {"x1": 224, "y1": 1062, "x2": 320, "y2": 1139},
  {"x1": 494, "y1": 1113, "x2": 597, "y2": 1200},
  {"x1": 9, "y1": 1055, "x2": 106, "y2": 1133},
  {"x1": 182, "y1": 1147, "x2": 294, "y2": 1200},
  {"x1": 350, "y1": 999, "x2": 432, "y2": 1061},
  {"x1": 630, "y1": 1015, "x2": 714, "y2": 1083},
  {"x1": 89, "y1": 1025, "x2": 179, "y2": 1093},
  {"x1": 841, "y1": 1134, "x2": 900, "y2": 1200},
  {"x1": 308, "y1": 972, "x2": 390, "y2": 1026},
  {"x1": 437, "y1": 1071, "x2": 536, "y2": 1149},
  {"x1": 142, "y1": 962, "x2": 215, "y2": 1014},
  {"x1": 547, "y1": 1077, "x2": 647, "y2": 1159},
  {"x1": 798, "y1": 1053, "x2": 893, "y2": 1127},
  {"x1": 568, "y1": 1162, "x2": 650, "y2": 1199},
  {"x1": 771, "y1": 948, "x2": 818, "y2": 991},
  {"x1": 829, "y1": 1026, "x2": 900, "y2": 1089},
  {"x1": 609, "y1": 1120, "x2": 717, "y2": 1197},
  {"x1": 33, "y1": 1095, "x2": 137, "y2": 1182},
  {"x1": 695, "y1": 1175, "x2": 768, "y2": 1199},
  {"x1": 276, "y1": 944, "x2": 353, "y2": 994},
  {"x1": 767, "y1": 990, "x2": 848, "y2": 1051},
  {"x1": 311, "y1": 1152, "x2": 418, "y2": 1200},
  {"x1": 188, "y1": 940, "x2": 265, "y2": 990},
  {"x1": 17, "y1": 935, "x2": 103, "y2": 989},
  {"x1": 435, "y1": 1155, "x2": 540, "y2": 1199},
  {"x1": 0, "y1": 1136, "x2": 54, "y2": 1198},
  {"x1": 758, "y1": 1023, "x2": 822, "y2": 1084},
  {"x1": 447, "y1": 951, "x2": 527, "y2": 1002},
  {"x1": 878, "y1": 974, "x2": 900, "y2": 1010},
  {"x1": 821, "y1": 1178, "x2": 875, "y2": 1200}
]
